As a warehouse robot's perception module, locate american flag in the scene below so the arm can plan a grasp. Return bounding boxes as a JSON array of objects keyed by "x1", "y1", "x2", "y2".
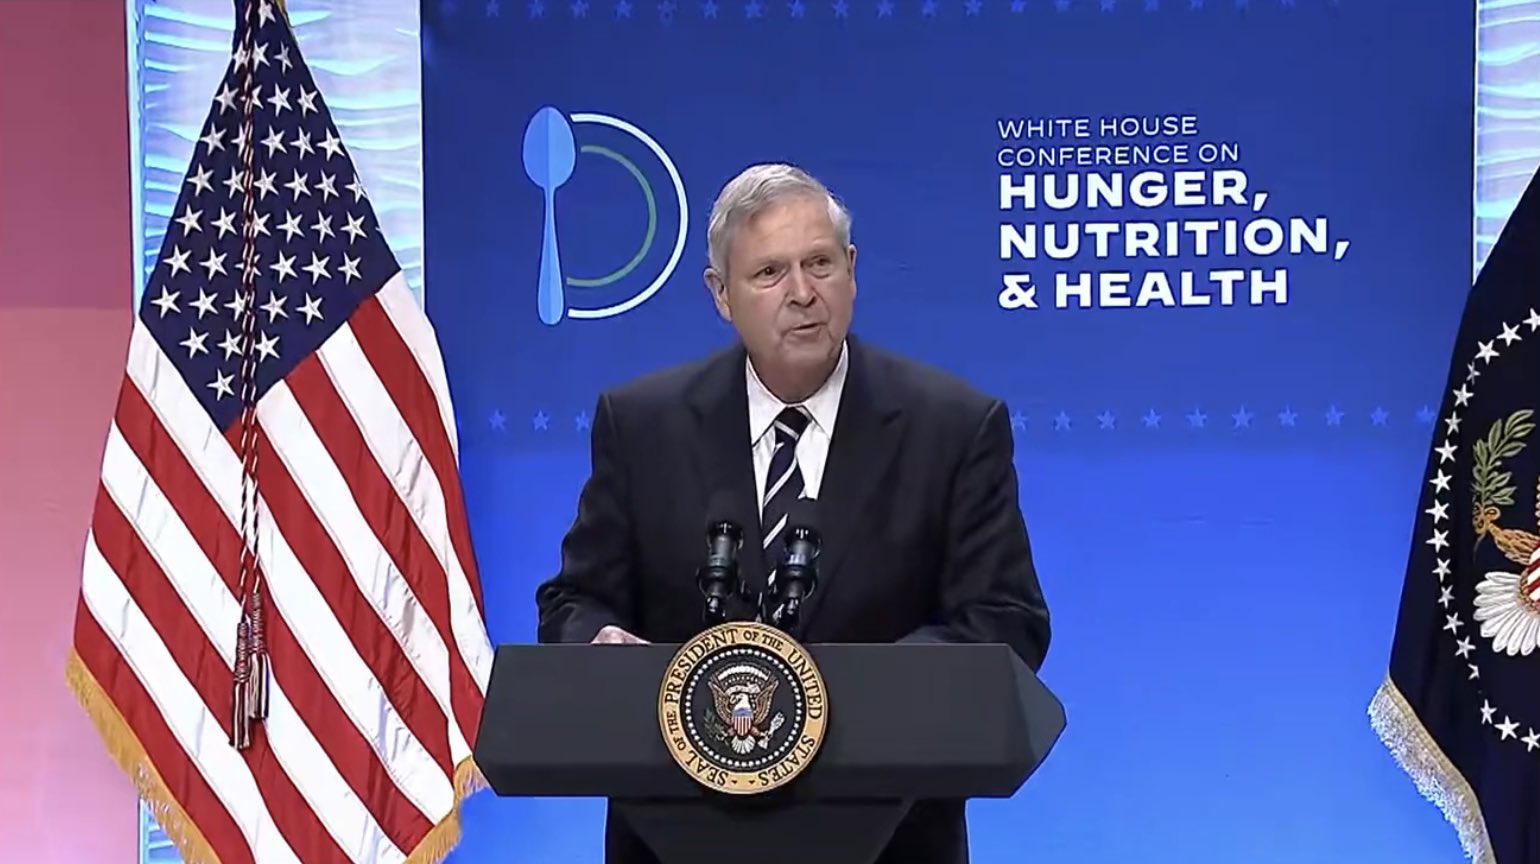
[{"x1": 64, "y1": 2, "x2": 494, "y2": 863}]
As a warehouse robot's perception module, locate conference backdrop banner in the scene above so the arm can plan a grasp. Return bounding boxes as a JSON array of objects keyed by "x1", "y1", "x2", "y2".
[{"x1": 419, "y1": 1, "x2": 1475, "y2": 861}]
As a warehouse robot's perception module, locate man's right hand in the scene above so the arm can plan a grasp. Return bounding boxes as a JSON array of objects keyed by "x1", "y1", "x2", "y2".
[{"x1": 591, "y1": 625, "x2": 648, "y2": 645}]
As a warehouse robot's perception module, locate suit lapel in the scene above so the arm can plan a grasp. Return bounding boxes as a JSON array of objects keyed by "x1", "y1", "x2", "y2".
[
  {"x1": 798, "y1": 338, "x2": 904, "y2": 636},
  {"x1": 687, "y1": 345, "x2": 769, "y2": 602}
]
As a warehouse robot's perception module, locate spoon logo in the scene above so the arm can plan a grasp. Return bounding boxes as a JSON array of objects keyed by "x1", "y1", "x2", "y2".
[{"x1": 521, "y1": 106, "x2": 689, "y2": 325}]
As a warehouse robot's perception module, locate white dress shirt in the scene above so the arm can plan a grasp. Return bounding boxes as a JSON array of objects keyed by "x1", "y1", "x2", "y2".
[{"x1": 746, "y1": 340, "x2": 849, "y2": 514}]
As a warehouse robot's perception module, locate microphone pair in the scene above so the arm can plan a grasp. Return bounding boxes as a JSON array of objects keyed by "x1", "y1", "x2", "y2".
[{"x1": 696, "y1": 493, "x2": 820, "y2": 630}]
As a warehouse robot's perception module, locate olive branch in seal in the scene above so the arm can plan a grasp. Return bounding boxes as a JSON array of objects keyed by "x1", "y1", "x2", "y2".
[{"x1": 1471, "y1": 408, "x2": 1535, "y2": 558}]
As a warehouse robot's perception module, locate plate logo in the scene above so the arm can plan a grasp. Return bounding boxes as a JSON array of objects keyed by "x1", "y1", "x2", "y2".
[{"x1": 657, "y1": 621, "x2": 828, "y2": 795}]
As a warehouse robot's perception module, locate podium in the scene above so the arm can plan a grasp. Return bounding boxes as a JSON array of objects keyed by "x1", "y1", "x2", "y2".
[{"x1": 472, "y1": 638, "x2": 1065, "y2": 864}]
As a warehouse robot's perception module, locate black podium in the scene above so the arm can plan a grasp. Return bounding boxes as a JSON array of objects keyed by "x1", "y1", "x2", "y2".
[{"x1": 472, "y1": 641, "x2": 1065, "y2": 864}]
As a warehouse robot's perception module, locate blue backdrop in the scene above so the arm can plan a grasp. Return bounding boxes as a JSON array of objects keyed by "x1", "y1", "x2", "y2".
[{"x1": 419, "y1": 1, "x2": 1476, "y2": 860}]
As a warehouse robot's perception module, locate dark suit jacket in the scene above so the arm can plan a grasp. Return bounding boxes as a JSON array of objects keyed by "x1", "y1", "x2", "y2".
[{"x1": 534, "y1": 335, "x2": 1051, "y2": 864}]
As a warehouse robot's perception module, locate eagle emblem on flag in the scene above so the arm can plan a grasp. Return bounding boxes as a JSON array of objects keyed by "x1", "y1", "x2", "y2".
[
  {"x1": 1370, "y1": 163, "x2": 1540, "y2": 864},
  {"x1": 707, "y1": 664, "x2": 785, "y2": 754}
]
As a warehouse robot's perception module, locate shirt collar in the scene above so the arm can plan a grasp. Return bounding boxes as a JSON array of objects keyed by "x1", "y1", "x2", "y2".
[{"x1": 746, "y1": 340, "x2": 849, "y2": 444}]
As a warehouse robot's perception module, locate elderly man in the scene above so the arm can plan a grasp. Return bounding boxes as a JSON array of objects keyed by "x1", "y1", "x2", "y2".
[{"x1": 535, "y1": 163, "x2": 1051, "y2": 864}]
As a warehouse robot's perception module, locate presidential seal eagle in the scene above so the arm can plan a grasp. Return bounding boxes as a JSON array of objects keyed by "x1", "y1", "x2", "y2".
[{"x1": 707, "y1": 664, "x2": 786, "y2": 754}]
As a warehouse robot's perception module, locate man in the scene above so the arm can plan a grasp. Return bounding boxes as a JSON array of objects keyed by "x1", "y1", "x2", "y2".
[{"x1": 534, "y1": 163, "x2": 1051, "y2": 864}]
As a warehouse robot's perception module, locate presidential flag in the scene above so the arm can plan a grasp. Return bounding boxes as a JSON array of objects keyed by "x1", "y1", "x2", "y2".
[
  {"x1": 64, "y1": 2, "x2": 493, "y2": 862},
  {"x1": 1369, "y1": 163, "x2": 1540, "y2": 864}
]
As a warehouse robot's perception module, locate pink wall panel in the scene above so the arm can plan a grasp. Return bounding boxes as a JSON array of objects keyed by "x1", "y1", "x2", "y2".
[{"x1": 0, "y1": 2, "x2": 139, "y2": 861}]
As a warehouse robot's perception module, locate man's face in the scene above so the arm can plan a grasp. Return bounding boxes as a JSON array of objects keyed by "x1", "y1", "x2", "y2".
[{"x1": 706, "y1": 194, "x2": 855, "y2": 395}]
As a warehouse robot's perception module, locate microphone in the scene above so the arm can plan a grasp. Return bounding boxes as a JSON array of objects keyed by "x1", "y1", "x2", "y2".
[
  {"x1": 696, "y1": 491, "x2": 744, "y2": 625},
  {"x1": 767, "y1": 497, "x2": 820, "y2": 630}
]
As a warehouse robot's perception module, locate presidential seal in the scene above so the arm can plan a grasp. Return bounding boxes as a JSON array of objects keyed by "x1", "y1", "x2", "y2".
[{"x1": 657, "y1": 620, "x2": 828, "y2": 795}]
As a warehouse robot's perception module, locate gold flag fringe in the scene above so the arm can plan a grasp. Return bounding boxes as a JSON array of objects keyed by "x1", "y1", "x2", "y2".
[
  {"x1": 64, "y1": 649, "x2": 224, "y2": 864},
  {"x1": 1368, "y1": 675, "x2": 1496, "y2": 864},
  {"x1": 67, "y1": 647, "x2": 490, "y2": 864},
  {"x1": 404, "y1": 757, "x2": 490, "y2": 864}
]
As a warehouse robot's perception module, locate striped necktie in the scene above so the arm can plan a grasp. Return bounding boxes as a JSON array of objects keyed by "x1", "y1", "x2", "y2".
[{"x1": 761, "y1": 406, "x2": 811, "y2": 576}]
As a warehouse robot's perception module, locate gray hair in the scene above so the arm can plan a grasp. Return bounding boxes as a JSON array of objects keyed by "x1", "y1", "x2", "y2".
[{"x1": 705, "y1": 163, "x2": 852, "y2": 277}]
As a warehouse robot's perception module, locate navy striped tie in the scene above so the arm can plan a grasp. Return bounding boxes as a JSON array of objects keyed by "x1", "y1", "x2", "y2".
[{"x1": 761, "y1": 406, "x2": 811, "y2": 577}]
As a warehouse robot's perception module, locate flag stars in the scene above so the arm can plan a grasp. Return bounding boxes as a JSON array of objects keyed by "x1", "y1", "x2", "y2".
[
  {"x1": 164, "y1": 246, "x2": 192, "y2": 278},
  {"x1": 209, "y1": 371, "x2": 235, "y2": 400},
  {"x1": 532, "y1": 411, "x2": 550, "y2": 430},
  {"x1": 303, "y1": 252, "x2": 331, "y2": 283},
  {"x1": 1435, "y1": 440, "x2": 1457, "y2": 464},
  {"x1": 269, "y1": 85, "x2": 293, "y2": 115},
  {"x1": 1437, "y1": 585, "x2": 1453, "y2": 608},
  {"x1": 312, "y1": 213, "x2": 335, "y2": 242},
  {"x1": 1434, "y1": 558, "x2": 1451, "y2": 580},
  {"x1": 260, "y1": 293, "x2": 288, "y2": 322},
  {"x1": 272, "y1": 252, "x2": 298, "y2": 282},
  {"x1": 191, "y1": 288, "x2": 219, "y2": 319},
  {"x1": 1142, "y1": 409, "x2": 1160, "y2": 428},
  {"x1": 1526, "y1": 308, "x2": 1540, "y2": 331},
  {"x1": 1278, "y1": 406, "x2": 1297, "y2": 426},
  {"x1": 345, "y1": 174, "x2": 367, "y2": 202},
  {"x1": 1475, "y1": 340, "x2": 1499, "y2": 364},
  {"x1": 1430, "y1": 470, "x2": 1451, "y2": 493},
  {"x1": 214, "y1": 84, "x2": 238, "y2": 114},
  {"x1": 1497, "y1": 717, "x2": 1519, "y2": 739},
  {"x1": 1097, "y1": 410, "x2": 1115, "y2": 430},
  {"x1": 1498, "y1": 322, "x2": 1521, "y2": 345},
  {"x1": 318, "y1": 172, "x2": 338, "y2": 202},
  {"x1": 218, "y1": 330, "x2": 243, "y2": 360},
  {"x1": 341, "y1": 254, "x2": 362, "y2": 283},
  {"x1": 1481, "y1": 700, "x2": 1496, "y2": 724},
  {"x1": 1231, "y1": 406, "x2": 1252, "y2": 429},
  {"x1": 261, "y1": 126, "x2": 287, "y2": 156},
  {"x1": 1425, "y1": 499, "x2": 1449, "y2": 523},
  {"x1": 224, "y1": 291, "x2": 251, "y2": 319},
  {"x1": 180, "y1": 328, "x2": 209, "y2": 358},
  {"x1": 254, "y1": 168, "x2": 278, "y2": 199},
  {"x1": 286, "y1": 170, "x2": 311, "y2": 199},
  {"x1": 1454, "y1": 384, "x2": 1473, "y2": 407},
  {"x1": 1454, "y1": 636, "x2": 1473, "y2": 657},
  {"x1": 1443, "y1": 413, "x2": 1461, "y2": 435},
  {"x1": 206, "y1": 208, "x2": 235, "y2": 239},
  {"x1": 151, "y1": 286, "x2": 181, "y2": 318},
  {"x1": 1052, "y1": 411, "x2": 1070, "y2": 431},
  {"x1": 298, "y1": 294, "x2": 323, "y2": 324},
  {"x1": 298, "y1": 88, "x2": 318, "y2": 116},
  {"x1": 186, "y1": 166, "x2": 214, "y2": 196},
  {"x1": 1442, "y1": 611, "x2": 1462, "y2": 633},
  {"x1": 1428, "y1": 529, "x2": 1449, "y2": 552},
  {"x1": 199, "y1": 125, "x2": 226, "y2": 153},
  {"x1": 1523, "y1": 729, "x2": 1540, "y2": 751},
  {"x1": 343, "y1": 213, "x2": 368, "y2": 244},
  {"x1": 319, "y1": 131, "x2": 344, "y2": 160},
  {"x1": 199, "y1": 250, "x2": 228, "y2": 280},
  {"x1": 173, "y1": 204, "x2": 201, "y2": 235},
  {"x1": 254, "y1": 332, "x2": 280, "y2": 362}
]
